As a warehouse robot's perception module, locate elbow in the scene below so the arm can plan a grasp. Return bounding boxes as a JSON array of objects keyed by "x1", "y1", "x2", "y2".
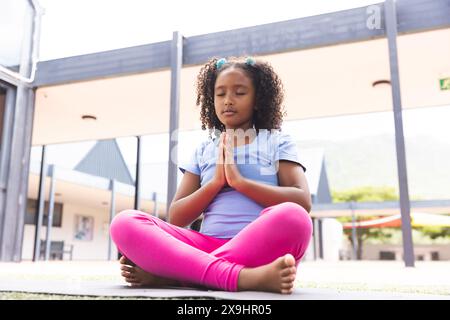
[
  {"x1": 295, "y1": 189, "x2": 312, "y2": 213},
  {"x1": 167, "y1": 204, "x2": 179, "y2": 226},
  {"x1": 300, "y1": 194, "x2": 312, "y2": 214},
  {"x1": 168, "y1": 212, "x2": 183, "y2": 227},
  {"x1": 304, "y1": 201, "x2": 312, "y2": 214},
  {"x1": 167, "y1": 205, "x2": 188, "y2": 228}
]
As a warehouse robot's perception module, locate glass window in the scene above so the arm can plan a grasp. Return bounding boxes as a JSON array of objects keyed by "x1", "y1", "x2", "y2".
[
  {"x1": 379, "y1": 251, "x2": 396, "y2": 260},
  {"x1": 25, "y1": 198, "x2": 63, "y2": 227},
  {"x1": 0, "y1": 0, "x2": 34, "y2": 74}
]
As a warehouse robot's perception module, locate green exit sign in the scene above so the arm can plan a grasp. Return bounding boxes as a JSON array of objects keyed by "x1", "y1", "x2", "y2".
[{"x1": 440, "y1": 77, "x2": 450, "y2": 91}]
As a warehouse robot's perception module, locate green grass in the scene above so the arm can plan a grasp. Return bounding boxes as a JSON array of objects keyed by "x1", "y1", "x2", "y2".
[{"x1": 297, "y1": 280, "x2": 450, "y2": 296}]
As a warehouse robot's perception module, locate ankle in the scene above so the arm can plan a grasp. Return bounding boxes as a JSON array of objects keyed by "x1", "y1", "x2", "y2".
[{"x1": 237, "y1": 267, "x2": 256, "y2": 291}]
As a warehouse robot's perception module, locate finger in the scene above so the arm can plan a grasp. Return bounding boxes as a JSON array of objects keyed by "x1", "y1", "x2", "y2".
[
  {"x1": 218, "y1": 135, "x2": 225, "y2": 165},
  {"x1": 224, "y1": 143, "x2": 234, "y2": 165}
]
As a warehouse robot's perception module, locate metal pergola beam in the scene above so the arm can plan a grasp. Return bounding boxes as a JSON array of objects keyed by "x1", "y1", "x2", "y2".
[
  {"x1": 385, "y1": 0, "x2": 415, "y2": 267},
  {"x1": 134, "y1": 136, "x2": 142, "y2": 211},
  {"x1": 108, "y1": 179, "x2": 116, "y2": 261},
  {"x1": 33, "y1": 145, "x2": 47, "y2": 261},
  {"x1": 0, "y1": 85, "x2": 36, "y2": 262},
  {"x1": 44, "y1": 165, "x2": 56, "y2": 261},
  {"x1": 166, "y1": 31, "x2": 183, "y2": 218},
  {"x1": 313, "y1": 199, "x2": 450, "y2": 211},
  {"x1": 33, "y1": 0, "x2": 450, "y2": 87}
]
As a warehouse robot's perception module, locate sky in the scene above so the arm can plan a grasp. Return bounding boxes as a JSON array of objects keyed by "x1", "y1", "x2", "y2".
[{"x1": 37, "y1": 0, "x2": 382, "y2": 61}]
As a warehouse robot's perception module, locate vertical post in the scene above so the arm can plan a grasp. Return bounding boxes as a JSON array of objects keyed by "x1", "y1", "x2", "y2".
[
  {"x1": 318, "y1": 219, "x2": 323, "y2": 259},
  {"x1": 166, "y1": 31, "x2": 183, "y2": 220},
  {"x1": 0, "y1": 2, "x2": 40, "y2": 262},
  {"x1": 313, "y1": 218, "x2": 320, "y2": 260},
  {"x1": 152, "y1": 191, "x2": 158, "y2": 218},
  {"x1": 33, "y1": 145, "x2": 47, "y2": 261},
  {"x1": 44, "y1": 165, "x2": 56, "y2": 261},
  {"x1": 108, "y1": 179, "x2": 116, "y2": 261},
  {"x1": 384, "y1": 0, "x2": 415, "y2": 267},
  {"x1": 0, "y1": 85, "x2": 15, "y2": 191},
  {"x1": 350, "y1": 201, "x2": 358, "y2": 260},
  {"x1": 134, "y1": 136, "x2": 141, "y2": 211}
]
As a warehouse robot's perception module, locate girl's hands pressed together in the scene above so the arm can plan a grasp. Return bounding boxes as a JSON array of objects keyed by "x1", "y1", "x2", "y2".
[
  {"x1": 212, "y1": 132, "x2": 227, "y2": 189},
  {"x1": 223, "y1": 132, "x2": 245, "y2": 189},
  {"x1": 211, "y1": 132, "x2": 245, "y2": 190}
]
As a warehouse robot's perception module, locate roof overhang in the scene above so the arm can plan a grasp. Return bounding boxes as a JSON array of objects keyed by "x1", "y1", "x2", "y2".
[{"x1": 31, "y1": 0, "x2": 450, "y2": 146}]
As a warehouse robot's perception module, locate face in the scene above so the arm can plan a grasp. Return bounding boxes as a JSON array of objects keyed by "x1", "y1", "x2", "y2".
[{"x1": 214, "y1": 67, "x2": 256, "y2": 131}]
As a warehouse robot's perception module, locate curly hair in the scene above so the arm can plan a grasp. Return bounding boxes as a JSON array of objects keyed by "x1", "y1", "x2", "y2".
[{"x1": 195, "y1": 56, "x2": 286, "y2": 139}]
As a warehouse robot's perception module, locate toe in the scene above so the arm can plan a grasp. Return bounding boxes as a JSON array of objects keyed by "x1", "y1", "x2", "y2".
[
  {"x1": 125, "y1": 276, "x2": 137, "y2": 282},
  {"x1": 282, "y1": 274, "x2": 296, "y2": 282},
  {"x1": 120, "y1": 265, "x2": 135, "y2": 273},
  {"x1": 281, "y1": 287, "x2": 294, "y2": 294},
  {"x1": 121, "y1": 270, "x2": 133, "y2": 278},
  {"x1": 284, "y1": 254, "x2": 296, "y2": 267},
  {"x1": 119, "y1": 255, "x2": 135, "y2": 266},
  {"x1": 281, "y1": 282, "x2": 294, "y2": 289},
  {"x1": 280, "y1": 266, "x2": 296, "y2": 277}
]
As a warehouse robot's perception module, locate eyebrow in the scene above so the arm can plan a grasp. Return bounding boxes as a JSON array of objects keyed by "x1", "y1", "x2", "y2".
[{"x1": 215, "y1": 84, "x2": 249, "y2": 90}]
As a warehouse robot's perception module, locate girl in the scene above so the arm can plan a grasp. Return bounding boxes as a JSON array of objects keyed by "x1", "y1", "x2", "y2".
[{"x1": 110, "y1": 56, "x2": 312, "y2": 294}]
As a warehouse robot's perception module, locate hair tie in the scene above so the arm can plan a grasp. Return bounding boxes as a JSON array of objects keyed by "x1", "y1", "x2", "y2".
[
  {"x1": 245, "y1": 56, "x2": 256, "y2": 66},
  {"x1": 216, "y1": 58, "x2": 227, "y2": 70}
]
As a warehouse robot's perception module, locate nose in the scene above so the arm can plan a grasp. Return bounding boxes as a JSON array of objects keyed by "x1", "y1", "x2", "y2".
[{"x1": 224, "y1": 93, "x2": 233, "y2": 106}]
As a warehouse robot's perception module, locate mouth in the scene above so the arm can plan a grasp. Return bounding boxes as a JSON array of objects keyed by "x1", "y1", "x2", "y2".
[{"x1": 222, "y1": 110, "x2": 236, "y2": 116}]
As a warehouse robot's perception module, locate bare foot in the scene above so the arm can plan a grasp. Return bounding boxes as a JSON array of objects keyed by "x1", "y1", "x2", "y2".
[
  {"x1": 237, "y1": 254, "x2": 297, "y2": 294},
  {"x1": 119, "y1": 256, "x2": 181, "y2": 288}
]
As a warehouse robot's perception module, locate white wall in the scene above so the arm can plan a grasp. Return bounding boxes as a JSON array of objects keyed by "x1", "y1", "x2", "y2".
[
  {"x1": 22, "y1": 202, "x2": 118, "y2": 260},
  {"x1": 321, "y1": 218, "x2": 344, "y2": 261}
]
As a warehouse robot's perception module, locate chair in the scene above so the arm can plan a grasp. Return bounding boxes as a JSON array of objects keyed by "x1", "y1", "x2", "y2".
[{"x1": 40, "y1": 240, "x2": 74, "y2": 260}]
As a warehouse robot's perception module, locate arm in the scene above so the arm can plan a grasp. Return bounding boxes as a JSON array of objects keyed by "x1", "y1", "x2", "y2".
[
  {"x1": 168, "y1": 171, "x2": 223, "y2": 228},
  {"x1": 170, "y1": 133, "x2": 229, "y2": 228},
  {"x1": 234, "y1": 160, "x2": 312, "y2": 212}
]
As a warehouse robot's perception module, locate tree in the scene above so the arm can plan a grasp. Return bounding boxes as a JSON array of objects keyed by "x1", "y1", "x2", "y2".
[
  {"x1": 418, "y1": 226, "x2": 450, "y2": 240},
  {"x1": 333, "y1": 186, "x2": 398, "y2": 260}
]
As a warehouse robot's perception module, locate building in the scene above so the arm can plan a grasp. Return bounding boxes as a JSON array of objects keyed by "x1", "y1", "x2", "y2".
[{"x1": 1, "y1": 0, "x2": 449, "y2": 265}]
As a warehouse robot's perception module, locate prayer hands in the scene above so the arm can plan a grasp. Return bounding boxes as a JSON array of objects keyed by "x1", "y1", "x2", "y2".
[{"x1": 212, "y1": 132, "x2": 244, "y2": 189}]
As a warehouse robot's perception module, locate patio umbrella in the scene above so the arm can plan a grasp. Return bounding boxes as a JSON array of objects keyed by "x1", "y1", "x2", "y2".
[{"x1": 342, "y1": 212, "x2": 450, "y2": 229}]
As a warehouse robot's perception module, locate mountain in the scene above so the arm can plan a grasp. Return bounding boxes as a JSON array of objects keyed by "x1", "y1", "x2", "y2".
[{"x1": 297, "y1": 134, "x2": 450, "y2": 200}]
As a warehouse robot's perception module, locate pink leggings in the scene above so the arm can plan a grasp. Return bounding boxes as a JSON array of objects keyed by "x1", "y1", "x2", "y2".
[{"x1": 110, "y1": 201, "x2": 312, "y2": 292}]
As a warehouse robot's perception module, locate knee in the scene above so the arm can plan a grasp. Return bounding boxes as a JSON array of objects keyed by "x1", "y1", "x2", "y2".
[
  {"x1": 109, "y1": 209, "x2": 149, "y2": 245},
  {"x1": 269, "y1": 202, "x2": 312, "y2": 237}
]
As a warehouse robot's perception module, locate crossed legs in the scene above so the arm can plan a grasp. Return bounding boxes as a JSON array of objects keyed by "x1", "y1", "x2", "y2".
[{"x1": 110, "y1": 202, "x2": 312, "y2": 293}]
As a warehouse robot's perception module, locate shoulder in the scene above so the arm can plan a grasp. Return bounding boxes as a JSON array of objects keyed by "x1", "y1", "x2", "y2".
[
  {"x1": 193, "y1": 135, "x2": 216, "y2": 157},
  {"x1": 261, "y1": 129, "x2": 295, "y2": 146},
  {"x1": 276, "y1": 130, "x2": 295, "y2": 143}
]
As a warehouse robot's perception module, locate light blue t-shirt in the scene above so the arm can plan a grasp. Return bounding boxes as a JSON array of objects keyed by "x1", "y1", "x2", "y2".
[{"x1": 179, "y1": 130, "x2": 306, "y2": 239}]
